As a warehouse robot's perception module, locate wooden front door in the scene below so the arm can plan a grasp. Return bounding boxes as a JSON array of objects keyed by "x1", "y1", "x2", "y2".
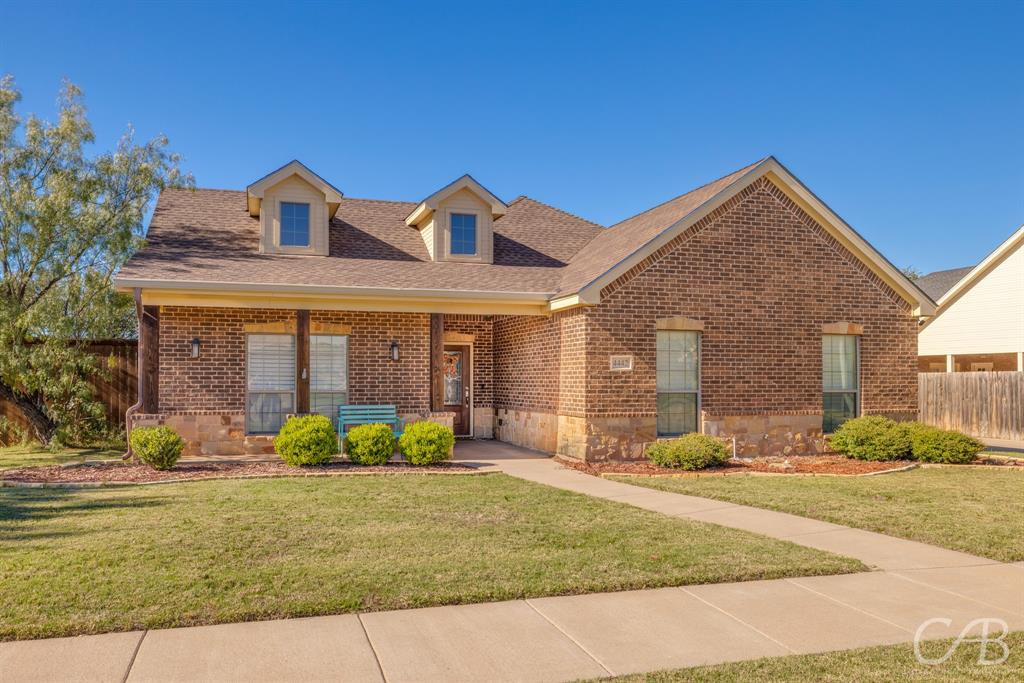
[{"x1": 443, "y1": 345, "x2": 471, "y2": 436}]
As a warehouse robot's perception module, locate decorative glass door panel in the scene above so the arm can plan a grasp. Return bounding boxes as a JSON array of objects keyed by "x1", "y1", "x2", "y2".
[{"x1": 444, "y1": 351, "x2": 463, "y2": 405}]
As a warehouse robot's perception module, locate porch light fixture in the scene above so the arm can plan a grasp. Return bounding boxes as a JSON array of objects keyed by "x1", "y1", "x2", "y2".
[
  {"x1": 190, "y1": 337, "x2": 201, "y2": 359},
  {"x1": 389, "y1": 340, "x2": 400, "y2": 362}
]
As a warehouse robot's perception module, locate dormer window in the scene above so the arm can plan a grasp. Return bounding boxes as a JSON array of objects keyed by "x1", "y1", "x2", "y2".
[
  {"x1": 450, "y1": 213, "x2": 478, "y2": 255},
  {"x1": 280, "y1": 202, "x2": 311, "y2": 247}
]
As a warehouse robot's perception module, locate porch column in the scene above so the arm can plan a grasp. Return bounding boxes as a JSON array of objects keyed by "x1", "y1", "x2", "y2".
[
  {"x1": 430, "y1": 313, "x2": 444, "y2": 411},
  {"x1": 140, "y1": 305, "x2": 160, "y2": 413},
  {"x1": 296, "y1": 310, "x2": 310, "y2": 414},
  {"x1": 946, "y1": 354, "x2": 955, "y2": 373},
  {"x1": 1017, "y1": 351, "x2": 1023, "y2": 372}
]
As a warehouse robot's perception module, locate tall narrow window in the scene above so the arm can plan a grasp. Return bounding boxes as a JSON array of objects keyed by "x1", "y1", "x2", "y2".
[
  {"x1": 280, "y1": 202, "x2": 310, "y2": 246},
  {"x1": 823, "y1": 334, "x2": 858, "y2": 432},
  {"x1": 656, "y1": 330, "x2": 700, "y2": 436},
  {"x1": 450, "y1": 213, "x2": 477, "y2": 255},
  {"x1": 310, "y1": 334, "x2": 348, "y2": 420},
  {"x1": 247, "y1": 334, "x2": 295, "y2": 433}
]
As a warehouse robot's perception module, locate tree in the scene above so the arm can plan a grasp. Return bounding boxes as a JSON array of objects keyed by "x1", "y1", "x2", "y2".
[
  {"x1": 0, "y1": 76, "x2": 190, "y2": 445},
  {"x1": 901, "y1": 266, "x2": 922, "y2": 282}
]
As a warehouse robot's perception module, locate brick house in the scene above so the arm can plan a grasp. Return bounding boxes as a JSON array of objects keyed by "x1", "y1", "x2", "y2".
[{"x1": 114, "y1": 157, "x2": 935, "y2": 460}]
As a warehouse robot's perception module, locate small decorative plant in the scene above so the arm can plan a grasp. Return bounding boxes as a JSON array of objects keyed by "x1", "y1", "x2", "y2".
[
  {"x1": 345, "y1": 423, "x2": 396, "y2": 465},
  {"x1": 647, "y1": 433, "x2": 730, "y2": 470},
  {"x1": 828, "y1": 416, "x2": 912, "y2": 461},
  {"x1": 275, "y1": 415, "x2": 339, "y2": 466},
  {"x1": 909, "y1": 425, "x2": 984, "y2": 464},
  {"x1": 129, "y1": 426, "x2": 185, "y2": 471},
  {"x1": 398, "y1": 421, "x2": 455, "y2": 466}
]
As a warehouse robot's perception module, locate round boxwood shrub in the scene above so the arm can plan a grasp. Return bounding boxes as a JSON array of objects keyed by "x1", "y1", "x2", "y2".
[
  {"x1": 275, "y1": 415, "x2": 339, "y2": 466},
  {"x1": 828, "y1": 415, "x2": 913, "y2": 461},
  {"x1": 647, "y1": 433, "x2": 730, "y2": 470},
  {"x1": 345, "y1": 423, "x2": 396, "y2": 465},
  {"x1": 398, "y1": 421, "x2": 455, "y2": 466},
  {"x1": 129, "y1": 426, "x2": 184, "y2": 471},
  {"x1": 910, "y1": 425, "x2": 984, "y2": 464}
]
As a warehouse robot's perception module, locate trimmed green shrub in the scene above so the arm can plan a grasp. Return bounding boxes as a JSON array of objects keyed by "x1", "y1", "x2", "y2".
[
  {"x1": 275, "y1": 415, "x2": 339, "y2": 466},
  {"x1": 345, "y1": 423, "x2": 396, "y2": 465},
  {"x1": 647, "y1": 433, "x2": 730, "y2": 470},
  {"x1": 910, "y1": 425, "x2": 984, "y2": 464},
  {"x1": 129, "y1": 426, "x2": 184, "y2": 471},
  {"x1": 828, "y1": 416, "x2": 912, "y2": 461},
  {"x1": 398, "y1": 421, "x2": 455, "y2": 466}
]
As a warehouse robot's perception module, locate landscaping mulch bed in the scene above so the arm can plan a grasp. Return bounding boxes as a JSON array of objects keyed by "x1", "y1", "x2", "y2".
[
  {"x1": 0, "y1": 460, "x2": 478, "y2": 485},
  {"x1": 556, "y1": 455, "x2": 911, "y2": 477}
]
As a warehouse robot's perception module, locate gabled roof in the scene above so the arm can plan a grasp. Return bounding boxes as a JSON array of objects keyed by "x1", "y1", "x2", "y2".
[
  {"x1": 246, "y1": 160, "x2": 344, "y2": 217},
  {"x1": 552, "y1": 157, "x2": 936, "y2": 316},
  {"x1": 404, "y1": 174, "x2": 507, "y2": 226},
  {"x1": 916, "y1": 266, "x2": 974, "y2": 301},
  {"x1": 924, "y1": 223, "x2": 1024, "y2": 315}
]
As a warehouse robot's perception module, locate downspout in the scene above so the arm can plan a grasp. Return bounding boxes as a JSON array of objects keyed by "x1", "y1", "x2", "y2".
[{"x1": 123, "y1": 287, "x2": 145, "y2": 461}]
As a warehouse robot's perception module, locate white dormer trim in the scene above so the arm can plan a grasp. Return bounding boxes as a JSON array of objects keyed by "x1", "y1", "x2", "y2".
[
  {"x1": 247, "y1": 160, "x2": 344, "y2": 219},
  {"x1": 404, "y1": 174, "x2": 506, "y2": 227}
]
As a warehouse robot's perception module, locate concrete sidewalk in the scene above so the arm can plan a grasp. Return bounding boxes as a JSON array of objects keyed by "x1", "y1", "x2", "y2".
[{"x1": 2, "y1": 441, "x2": 1022, "y2": 682}]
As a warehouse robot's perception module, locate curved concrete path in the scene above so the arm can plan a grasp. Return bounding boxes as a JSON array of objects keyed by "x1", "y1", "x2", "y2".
[{"x1": 2, "y1": 441, "x2": 1021, "y2": 682}]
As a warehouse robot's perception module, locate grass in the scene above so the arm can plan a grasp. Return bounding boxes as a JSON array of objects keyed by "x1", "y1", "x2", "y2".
[
  {"x1": 590, "y1": 632, "x2": 1024, "y2": 682},
  {"x1": 0, "y1": 444, "x2": 122, "y2": 470},
  {"x1": 0, "y1": 473, "x2": 864, "y2": 641},
  {"x1": 609, "y1": 467, "x2": 1024, "y2": 562}
]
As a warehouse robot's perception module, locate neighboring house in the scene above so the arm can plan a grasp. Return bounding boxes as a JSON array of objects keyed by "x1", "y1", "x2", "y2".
[
  {"x1": 114, "y1": 157, "x2": 933, "y2": 461},
  {"x1": 918, "y1": 225, "x2": 1024, "y2": 373}
]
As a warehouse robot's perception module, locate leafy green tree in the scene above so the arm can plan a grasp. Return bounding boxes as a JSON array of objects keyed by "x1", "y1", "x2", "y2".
[{"x1": 0, "y1": 76, "x2": 190, "y2": 445}]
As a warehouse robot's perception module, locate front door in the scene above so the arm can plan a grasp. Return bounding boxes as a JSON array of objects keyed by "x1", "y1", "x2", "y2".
[{"x1": 443, "y1": 345, "x2": 471, "y2": 436}]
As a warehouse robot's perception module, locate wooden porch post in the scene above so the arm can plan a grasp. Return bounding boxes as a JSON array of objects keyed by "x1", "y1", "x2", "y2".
[
  {"x1": 430, "y1": 313, "x2": 444, "y2": 411},
  {"x1": 140, "y1": 305, "x2": 160, "y2": 414},
  {"x1": 296, "y1": 310, "x2": 310, "y2": 414}
]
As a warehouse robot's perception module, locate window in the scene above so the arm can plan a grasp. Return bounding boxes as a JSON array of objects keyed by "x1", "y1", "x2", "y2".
[
  {"x1": 247, "y1": 334, "x2": 295, "y2": 433},
  {"x1": 450, "y1": 213, "x2": 477, "y2": 255},
  {"x1": 280, "y1": 202, "x2": 310, "y2": 247},
  {"x1": 822, "y1": 334, "x2": 858, "y2": 433},
  {"x1": 310, "y1": 334, "x2": 348, "y2": 420},
  {"x1": 656, "y1": 330, "x2": 700, "y2": 436}
]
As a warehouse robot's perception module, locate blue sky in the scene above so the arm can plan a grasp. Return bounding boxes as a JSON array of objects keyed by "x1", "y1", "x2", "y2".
[{"x1": 1, "y1": 0, "x2": 1021, "y2": 274}]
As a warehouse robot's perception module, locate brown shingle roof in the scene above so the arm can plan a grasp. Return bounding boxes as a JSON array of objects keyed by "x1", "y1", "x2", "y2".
[
  {"x1": 118, "y1": 189, "x2": 603, "y2": 294},
  {"x1": 118, "y1": 160, "x2": 766, "y2": 299},
  {"x1": 915, "y1": 266, "x2": 974, "y2": 301}
]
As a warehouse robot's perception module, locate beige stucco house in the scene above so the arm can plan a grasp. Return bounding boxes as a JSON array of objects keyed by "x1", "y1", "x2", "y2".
[{"x1": 114, "y1": 157, "x2": 935, "y2": 461}]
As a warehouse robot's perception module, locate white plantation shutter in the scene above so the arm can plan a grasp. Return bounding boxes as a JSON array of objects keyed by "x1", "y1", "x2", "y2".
[
  {"x1": 310, "y1": 335, "x2": 349, "y2": 420},
  {"x1": 247, "y1": 334, "x2": 295, "y2": 433},
  {"x1": 247, "y1": 335, "x2": 296, "y2": 391}
]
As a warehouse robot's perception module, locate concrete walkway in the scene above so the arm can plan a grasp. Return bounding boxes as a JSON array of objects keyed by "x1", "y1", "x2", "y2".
[{"x1": 2, "y1": 441, "x2": 1022, "y2": 682}]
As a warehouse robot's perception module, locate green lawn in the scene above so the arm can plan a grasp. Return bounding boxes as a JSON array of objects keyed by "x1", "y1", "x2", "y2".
[
  {"x1": 610, "y1": 468, "x2": 1024, "y2": 562},
  {"x1": 591, "y1": 632, "x2": 1024, "y2": 682},
  {"x1": 0, "y1": 473, "x2": 863, "y2": 640},
  {"x1": 0, "y1": 445, "x2": 122, "y2": 470}
]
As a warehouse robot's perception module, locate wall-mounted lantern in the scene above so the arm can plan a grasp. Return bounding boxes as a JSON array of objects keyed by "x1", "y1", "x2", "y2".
[
  {"x1": 389, "y1": 340, "x2": 400, "y2": 362},
  {"x1": 190, "y1": 337, "x2": 202, "y2": 359}
]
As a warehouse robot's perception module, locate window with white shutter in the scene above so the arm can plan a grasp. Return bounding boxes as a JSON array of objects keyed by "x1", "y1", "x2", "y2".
[
  {"x1": 246, "y1": 334, "x2": 296, "y2": 433},
  {"x1": 310, "y1": 334, "x2": 348, "y2": 421}
]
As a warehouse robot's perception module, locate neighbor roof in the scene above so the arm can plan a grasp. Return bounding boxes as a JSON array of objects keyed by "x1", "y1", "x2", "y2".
[{"x1": 915, "y1": 266, "x2": 974, "y2": 301}]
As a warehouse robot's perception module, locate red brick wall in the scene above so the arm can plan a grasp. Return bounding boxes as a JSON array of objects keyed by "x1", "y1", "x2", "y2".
[
  {"x1": 492, "y1": 310, "x2": 586, "y2": 417},
  {"x1": 158, "y1": 307, "x2": 430, "y2": 415},
  {"x1": 585, "y1": 177, "x2": 918, "y2": 420},
  {"x1": 443, "y1": 315, "x2": 493, "y2": 408}
]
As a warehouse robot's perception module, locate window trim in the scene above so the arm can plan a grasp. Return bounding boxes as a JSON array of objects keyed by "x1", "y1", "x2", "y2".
[
  {"x1": 656, "y1": 330, "x2": 702, "y2": 438},
  {"x1": 279, "y1": 201, "x2": 311, "y2": 248},
  {"x1": 245, "y1": 332, "x2": 297, "y2": 435},
  {"x1": 448, "y1": 211, "x2": 479, "y2": 257},
  {"x1": 822, "y1": 334, "x2": 860, "y2": 434},
  {"x1": 442, "y1": 208, "x2": 483, "y2": 261}
]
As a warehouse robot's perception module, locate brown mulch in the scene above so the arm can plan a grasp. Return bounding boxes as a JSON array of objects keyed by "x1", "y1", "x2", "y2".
[
  {"x1": 556, "y1": 455, "x2": 911, "y2": 477},
  {"x1": 0, "y1": 460, "x2": 477, "y2": 484}
]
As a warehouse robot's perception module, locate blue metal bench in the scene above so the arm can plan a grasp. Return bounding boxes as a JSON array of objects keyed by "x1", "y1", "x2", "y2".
[{"x1": 337, "y1": 405, "x2": 405, "y2": 440}]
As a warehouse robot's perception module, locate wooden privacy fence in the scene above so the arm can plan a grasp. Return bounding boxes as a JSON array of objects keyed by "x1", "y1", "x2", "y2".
[
  {"x1": 0, "y1": 340, "x2": 137, "y2": 443},
  {"x1": 919, "y1": 371, "x2": 1024, "y2": 441}
]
